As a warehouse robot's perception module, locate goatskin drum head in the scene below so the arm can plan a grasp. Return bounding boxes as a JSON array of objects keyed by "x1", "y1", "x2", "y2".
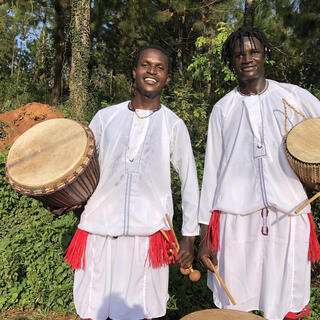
[
  {"x1": 180, "y1": 309, "x2": 265, "y2": 320},
  {"x1": 286, "y1": 118, "x2": 320, "y2": 164},
  {"x1": 6, "y1": 118, "x2": 89, "y2": 190}
]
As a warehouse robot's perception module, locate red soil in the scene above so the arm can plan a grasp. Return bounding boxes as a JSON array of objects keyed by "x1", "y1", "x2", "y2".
[{"x1": 0, "y1": 102, "x2": 64, "y2": 151}]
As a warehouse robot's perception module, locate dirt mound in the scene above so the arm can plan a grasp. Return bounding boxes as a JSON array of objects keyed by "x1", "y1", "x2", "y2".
[{"x1": 0, "y1": 102, "x2": 64, "y2": 151}]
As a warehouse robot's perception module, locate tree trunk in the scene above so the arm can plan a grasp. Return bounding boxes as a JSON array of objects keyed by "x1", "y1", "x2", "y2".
[
  {"x1": 244, "y1": 0, "x2": 255, "y2": 27},
  {"x1": 50, "y1": 0, "x2": 66, "y2": 106},
  {"x1": 39, "y1": 7, "x2": 47, "y2": 86},
  {"x1": 11, "y1": 37, "x2": 15, "y2": 76},
  {"x1": 177, "y1": 19, "x2": 184, "y2": 79},
  {"x1": 70, "y1": 0, "x2": 91, "y2": 120}
]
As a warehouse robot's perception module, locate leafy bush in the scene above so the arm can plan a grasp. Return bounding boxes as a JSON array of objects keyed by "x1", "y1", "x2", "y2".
[{"x1": 0, "y1": 151, "x2": 78, "y2": 313}]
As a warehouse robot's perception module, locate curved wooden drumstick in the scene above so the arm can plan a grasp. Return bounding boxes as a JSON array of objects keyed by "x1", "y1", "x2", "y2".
[
  {"x1": 206, "y1": 258, "x2": 236, "y2": 305},
  {"x1": 295, "y1": 191, "x2": 320, "y2": 214}
]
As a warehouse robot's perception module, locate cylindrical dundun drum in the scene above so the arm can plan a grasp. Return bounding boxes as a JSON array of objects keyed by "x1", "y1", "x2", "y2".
[
  {"x1": 180, "y1": 309, "x2": 265, "y2": 320},
  {"x1": 285, "y1": 118, "x2": 320, "y2": 184},
  {"x1": 5, "y1": 118, "x2": 100, "y2": 209}
]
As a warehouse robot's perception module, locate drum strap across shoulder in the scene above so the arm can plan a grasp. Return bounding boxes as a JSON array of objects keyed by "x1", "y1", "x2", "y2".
[{"x1": 282, "y1": 98, "x2": 307, "y2": 135}]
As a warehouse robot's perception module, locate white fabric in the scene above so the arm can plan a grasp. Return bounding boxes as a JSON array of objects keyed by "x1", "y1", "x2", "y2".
[
  {"x1": 127, "y1": 109, "x2": 152, "y2": 162},
  {"x1": 79, "y1": 101, "x2": 199, "y2": 237},
  {"x1": 74, "y1": 101, "x2": 199, "y2": 319},
  {"x1": 209, "y1": 209, "x2": 310, "y2": 320},
  {"x1": 199, "y1": 79, "x2": 320, "y2": 224},
  {"x1": 74, "y1": 235, "x2": 168, "y2": 320},
  {"x1": 199, "y1": 80, "x2": 320, "y2": 319}
]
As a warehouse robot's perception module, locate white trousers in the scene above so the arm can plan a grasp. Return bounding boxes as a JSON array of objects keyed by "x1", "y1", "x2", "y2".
[
  {"x1": 208, "y1": 209, "x2": 311, "y2": 320},
  {"x1": 74, "y1": 234, "x2": 169, "y2": 320}
]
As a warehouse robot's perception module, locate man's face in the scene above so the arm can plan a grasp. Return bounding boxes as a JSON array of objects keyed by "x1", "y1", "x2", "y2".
[
  {"x1": 232, "y1": 36, "x2": 266, "y2": 83},
  {"x1": 133, "y1": 48, "x2": 171, "y2": 99}
]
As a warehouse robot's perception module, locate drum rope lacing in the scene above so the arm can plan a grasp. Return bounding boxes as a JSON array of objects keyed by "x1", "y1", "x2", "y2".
[{"x1": 283, "y1": 98, "x2": 307, "y2": 136}]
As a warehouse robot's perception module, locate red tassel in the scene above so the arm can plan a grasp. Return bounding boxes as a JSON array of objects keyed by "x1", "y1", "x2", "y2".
[
  {"x1": 206, "y1": 210, "x2": 220, "y2": 252},
  {"x1": 308, "y1": 213, "x2": 320, "y2": 262},
  {"x1": 64, "y1": 228, "x2": 89, "y2": 270},
  {"x1": 285, "y1": 305, "x2": 310, "y2": 319},
  {"x1": 146, "y1": 230, "x2": 177, "y2": 268}
]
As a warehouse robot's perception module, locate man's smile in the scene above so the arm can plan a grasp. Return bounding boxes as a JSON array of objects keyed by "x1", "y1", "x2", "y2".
[{"x1": 144, "y1": 77, "x2": 158, "y2": 84}]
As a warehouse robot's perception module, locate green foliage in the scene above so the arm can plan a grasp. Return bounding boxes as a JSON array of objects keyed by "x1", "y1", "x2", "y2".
[
  {"x1": 0, "y1": 120, "x2": 8, "y2": 139},
  {"x1": 0, "y1": 151, "x2": 77, "y2": 313},
  {"x1": 187, "y1": 22, "x2": 237, "y2": 106},
  {"x1": 310, "y1": 286, "x2": 320, "y2": 319},
  {"x1": 0, "y1": 1, "x2": 319, "y2": 318}
]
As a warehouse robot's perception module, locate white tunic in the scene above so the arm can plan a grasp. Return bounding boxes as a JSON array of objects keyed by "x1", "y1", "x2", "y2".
[
  {"x1": 199, "y1": 80, "x2": 320, "y2": 320},
  {"x1": 199, "y1": 79, "x2": 320, "y2": 223},
  {"x1": 74, "y1": 102, "x2": 199, "y2": 320},
  {"x1": 79, "y1": 101, "x2": 199, "y2": 237}
]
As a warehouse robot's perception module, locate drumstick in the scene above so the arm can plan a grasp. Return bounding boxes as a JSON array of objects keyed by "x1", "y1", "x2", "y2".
[
  {"x1": 160, "y1": 229, "x2": 178, "y2": 256},
  {"x1": 164, "y1": 214, "x2": 201, "y2": 281},
  {"x1": 165, "y1": 213, "x2": 180, "y2": 251},
  {"x1": 206, "y1": 257, "x2": 236, "y2": 305},
  {"x1": 295, "y1": 191, "x2": 320, "y2": 214},
  {"x1": 160, "y1": 228, "x2": 170, "y2": 242}
]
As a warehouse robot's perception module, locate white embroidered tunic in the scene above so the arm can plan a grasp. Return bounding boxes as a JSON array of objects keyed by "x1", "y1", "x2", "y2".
[
  {"x1": 199, "y1": 79, "x2": 320, "y2": 224},
  {"x1": 78, "y1": 101, "x2": 199, "y2": 237}
]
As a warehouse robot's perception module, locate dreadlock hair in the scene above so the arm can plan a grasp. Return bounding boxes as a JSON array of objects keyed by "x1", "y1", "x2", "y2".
[
  {"x1": 222, "y1": 26, "x2": 272, "y2": 69},
  {"x1": 133, "y1": 45, "x2": 172, "y2": 75}
]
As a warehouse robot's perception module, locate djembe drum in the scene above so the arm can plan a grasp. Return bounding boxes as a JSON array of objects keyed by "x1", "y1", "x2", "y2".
[
  {"x1": 5, "y1": 118, "x2": 100, "y2": 210},
  {"x1": 180, "y1": 309, "x2": 265, "y2": 320},
  {"x1": 285, "y1": 118, "x2": 320, "y2": 185},
  {"x1": 284, "y1": 117, "x2": 320, "y2": 213}
]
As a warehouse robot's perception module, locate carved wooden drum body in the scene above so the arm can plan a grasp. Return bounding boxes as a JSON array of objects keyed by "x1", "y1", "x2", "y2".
[
  {"x1": 6, "y1": 118, "x2": 100, "y2": 209},
  {"x1": 180, "y1": 309, "x2": 265, "y2": 320},
  {"x1": 285, "y1": 118, "x2": 320, "y2": 184}
]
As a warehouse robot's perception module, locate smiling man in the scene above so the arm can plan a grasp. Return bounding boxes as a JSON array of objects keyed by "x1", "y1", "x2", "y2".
[
  {"x1": 66, "y1": 45, "x2": 199, "y2": 320},
  {"x1": 198, "y1": 26, "x2": 320, "y2": 320}
]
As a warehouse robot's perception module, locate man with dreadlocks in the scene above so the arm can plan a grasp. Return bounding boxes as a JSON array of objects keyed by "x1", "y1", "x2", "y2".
[{"x1": 198, "y1": 26, "x2": 320, "y2": 320}]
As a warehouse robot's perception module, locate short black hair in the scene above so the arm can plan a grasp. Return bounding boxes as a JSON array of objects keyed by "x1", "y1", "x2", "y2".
[
  {"x1": 222, "y1": 26, "x2": 272, "y2": 68},
  {"x1": 134, "y1": 45, "x2": 172, "y2": 75}
]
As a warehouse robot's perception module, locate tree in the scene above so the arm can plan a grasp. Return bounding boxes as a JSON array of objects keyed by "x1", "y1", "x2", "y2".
[
  {"x1": 244, "y1": 0, "x2": 255, "y2": 26},
  {"x1": 69, "y1": 0, "x2": 91, "y2": 119},
  {"x1": 50, "y1": 0, "x2": 70, "y2": 105}
]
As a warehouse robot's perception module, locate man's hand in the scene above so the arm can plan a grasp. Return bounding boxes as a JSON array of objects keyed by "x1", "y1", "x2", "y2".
[
  {"x1": 177, "y1": 235, "x2": 196, "y2": 268},
  {"x1": 197, "y1": 224, "x2": 218, "y2": 271},
  {"x1": 303, "y1": 182, "x2": 320, "y2": 192}
]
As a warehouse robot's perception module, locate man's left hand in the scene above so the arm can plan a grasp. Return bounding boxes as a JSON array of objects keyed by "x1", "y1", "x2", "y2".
[{"x1": 177, "y1": 235, "x2": 196, "y2": 268}]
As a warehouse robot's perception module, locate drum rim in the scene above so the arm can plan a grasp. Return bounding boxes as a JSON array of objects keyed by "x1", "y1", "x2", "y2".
[
  {"x1": 180, "y1": 308, "x2": 265, "y2": 319},
  {"x1": 285, "y1": 139, "x2": 320, "y2": 167},
  {"x1": 285, "y1": 118, "x2": 320, "y2": 165},
  {"x1": 5, "y1": 120, "x2": 96, "y2": 196}
]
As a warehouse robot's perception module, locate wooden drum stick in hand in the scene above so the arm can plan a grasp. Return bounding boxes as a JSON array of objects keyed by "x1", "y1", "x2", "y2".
[
  {"x1": 206, "y1": 257, "x2": 236, "y2": 305},
  {"x1": 165, "y1": 213, "x2": 180, "y2": 251},
  {"x1": 162, "y1": 215, "x2": 201, "y2": 282}
]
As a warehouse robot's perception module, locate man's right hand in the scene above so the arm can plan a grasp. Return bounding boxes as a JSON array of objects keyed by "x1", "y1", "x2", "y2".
[
  {"x1": 198, "y1": 224, "x2": 218, "y2": 271},
  {"x1": 303, "y1": 182, "x2": 320, "y2": 192}
]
